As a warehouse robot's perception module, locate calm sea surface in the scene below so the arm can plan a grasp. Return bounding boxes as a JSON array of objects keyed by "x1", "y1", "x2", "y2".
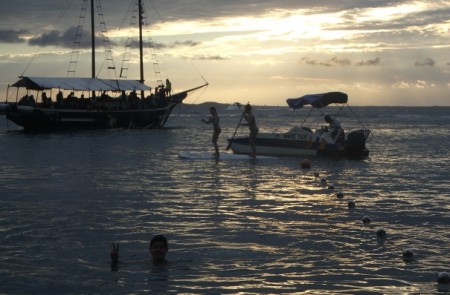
[{"x1": 1, "y1": 105, "x2": 449, "y2": 294}]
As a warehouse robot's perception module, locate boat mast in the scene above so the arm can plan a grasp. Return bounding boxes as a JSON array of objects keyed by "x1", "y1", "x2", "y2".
[
  {"x1": 90, "y1": 0, "x2": 96, "y2": 97},
  {"x1": 91, "y1": 0, "x2": 95, "y2": 78},
  {"x1": 138, "y1": 0, "x2": 145, "y2": 99}
]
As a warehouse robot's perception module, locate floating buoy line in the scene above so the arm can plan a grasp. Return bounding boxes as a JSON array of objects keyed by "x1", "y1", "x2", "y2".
[{"x1": 304, "y1": 160, "x2": 448, "y2": 285}]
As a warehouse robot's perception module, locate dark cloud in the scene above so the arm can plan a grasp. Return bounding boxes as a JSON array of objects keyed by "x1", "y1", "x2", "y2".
[
  {"x1": 126, "y1": 40, "x2": 199, "y2": 50},
  {"x1": 0, "y1": 29, "x2": 28, "y2": 43},
  {"x1": 356, "y1": 57, "x2": 381, "y2": 66},
  {"x1": 172, "y1": 40, "x2": 200, "y2": 47},
  {"x1": 28, "y1": 27, "x2": 91, "y2": 48},
  {"x1": 415, "y1": 57, "x2": 435, "y2": 67},
  {"x1": 301, "y1": 56, "x2": 383, "y2": 67},
  {"x1": 152, "y1": 0, "x2": 404, "y2": 22},
  {"x1": 193, "y1": 55, "x2": 227, "y2": 60},
  {"x1": 27, "y1": 27, "x2": 131, "y2": 49},
  {"x1": 0, "y1": 0, "x2": 428, "y2": 34},
  {"x1": 300, "y1": 56, "x2": 351, "y2": 67}
]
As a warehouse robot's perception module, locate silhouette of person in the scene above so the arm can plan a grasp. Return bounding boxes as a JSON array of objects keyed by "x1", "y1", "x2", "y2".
[{"x1": 202, "y1": 107, "x2": 221, "y2": 155}]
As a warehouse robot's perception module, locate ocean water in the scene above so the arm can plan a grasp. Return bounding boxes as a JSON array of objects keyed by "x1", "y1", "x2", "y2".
[{"x1": 0, "y1": 105, "x2": 449, "y2": 294}]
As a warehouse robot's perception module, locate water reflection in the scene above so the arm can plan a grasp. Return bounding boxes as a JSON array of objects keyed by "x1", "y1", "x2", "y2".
[{"x1": 1, "y1": 108, "x2": 450, "y2": 293}]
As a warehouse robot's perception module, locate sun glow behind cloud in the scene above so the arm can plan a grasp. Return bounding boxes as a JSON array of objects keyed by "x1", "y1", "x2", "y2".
[
  {"x1": 354, "y1": 2, "x2": 427, "y2": 22},
  {"x1": 152, "y1": 8, "x2": 348, "y2": 42}
]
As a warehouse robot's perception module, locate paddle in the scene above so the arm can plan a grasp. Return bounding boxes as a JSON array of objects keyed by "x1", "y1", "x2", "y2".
[{"x1": 226, "y1": 109, "x2": 246, "y2": 150}]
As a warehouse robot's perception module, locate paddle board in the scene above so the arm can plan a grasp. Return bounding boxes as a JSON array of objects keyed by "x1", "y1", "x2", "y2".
[{"x1": 178, "y1": 151, "x2": 274, "y2": 160}]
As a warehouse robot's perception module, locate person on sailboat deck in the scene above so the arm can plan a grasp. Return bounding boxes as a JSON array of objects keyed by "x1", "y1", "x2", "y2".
[
  {"x1": 165, "y1": 79, "x2": 172, "y2": 96},
  {"x1": 241, "y1": 103, "x2": 259, "y2": 158},
  {"x1": 202, "y1": 107, "x2": 221, "y2": 155},
  {"x1": 324, "y1": 115, "x2": 344, "y2": 143},
  {"x1": 56, "y1": 91, "x2": 64, "y2": 107},
  {"x1": 41, "y1": 92, "x2": 52, "y2": 107}
]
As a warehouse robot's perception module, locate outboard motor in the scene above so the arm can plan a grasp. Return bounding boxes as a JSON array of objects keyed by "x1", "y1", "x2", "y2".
[{"x1": 345, "y1": 129, "x2": 367, "y2": 156}]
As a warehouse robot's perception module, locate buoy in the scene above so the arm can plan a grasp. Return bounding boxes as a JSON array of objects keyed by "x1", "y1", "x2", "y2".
[
  {"x1": 301, "y1": 159, "x2": 311, "y2": 169},
  {"x1": 376, "y1": 228, "x2": 386, "y2": 238},
  {"x1": 437, "y1": 272, "x2": 450, "y2": 284},
  {"x1": 336, "y1": 191, "x2": 344, "y2": 198},
  {"x1": 362, "y1": 215, "x2": 371, "y2": 224},
  {"x1": 347, "y1": 200, "x2": 355, "y2": 208},
  {"x1": 402, "y1": 248, "x2": 414, "y2": 262}
]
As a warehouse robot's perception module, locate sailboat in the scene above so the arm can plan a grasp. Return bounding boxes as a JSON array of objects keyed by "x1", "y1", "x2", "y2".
[{"x1": 2, "y1": 0, "x2": 208, "y2": 131}]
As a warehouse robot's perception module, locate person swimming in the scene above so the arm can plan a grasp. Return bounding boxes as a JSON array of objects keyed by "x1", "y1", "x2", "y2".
[
  {"x1": 110, "y1": 234, "x2": 169, "y2": 270},
  {"x1": 149, "y1": 234, "x2": 169, "y2": 265}
]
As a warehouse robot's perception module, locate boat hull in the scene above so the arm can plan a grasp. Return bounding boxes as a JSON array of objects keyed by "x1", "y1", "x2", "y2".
[
  {"x1": 5, "y1": 104, "x2": 173, "y2": 131},
  {"x1": 4, "y1": 91, "x2": 188, "y2": 131},
  {"x1": 228, "y1": 131, "x2": 370, "y2": 159}
]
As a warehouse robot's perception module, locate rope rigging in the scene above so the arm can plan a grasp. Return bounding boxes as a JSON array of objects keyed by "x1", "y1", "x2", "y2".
[
  {"x1": 67, "y1": 0, "x2": 117, "y2": 79},
  {"x1": 22, "y1": 0, "x2": 75, "y2": 77}
]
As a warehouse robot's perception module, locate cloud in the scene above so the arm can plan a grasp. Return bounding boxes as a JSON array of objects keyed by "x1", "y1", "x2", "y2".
[
  {"x1": 0, "y1": 29, "x2": 28, "y2": 43},
  {"x1": 415, "y1": 80, "x2": 435, "y2": 88},
  {"x1": 392, "y1": 81, "x2": 411, "y2": 89},
  {"x1": 300, "y1": 56, "x2": 351, "y2": 67},
  {"x1": 414, "y1": 57, "x2": 435, "y2": 67},
  {"x1": 27, "y1": 27, "x2": 125, "y2": 49},
  {"x1": 392, "y1": 79, "x2": 435, "y2": 89},
  {"x1": 28, "y1": 27, "x2": 90, "y2": 48},
  {"x1": 172, "y1": 40, "x2": 201, "y2": 47},
  {"x1": 355, "y1": 57, "x2": 381, "y2": 66},
  {"x1": 192, "y1": 54, "x2": 227, "y2": 60},
  {"x1": 27, "y1": 26, "x2": 200, "y2": 52}
]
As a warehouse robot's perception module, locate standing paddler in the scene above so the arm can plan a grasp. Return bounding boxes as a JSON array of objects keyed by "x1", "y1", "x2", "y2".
[
  {"x1": 241, "y1": 103, "x2": 258, "y2": 158},
  {"x1": 202, "y1": 107, "x2": 221, "y2": 155}
]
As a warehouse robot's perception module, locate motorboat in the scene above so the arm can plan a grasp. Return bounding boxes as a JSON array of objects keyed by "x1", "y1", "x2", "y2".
[{"x1": 227, "y1": 92, "x2": 371, "y2": 159}]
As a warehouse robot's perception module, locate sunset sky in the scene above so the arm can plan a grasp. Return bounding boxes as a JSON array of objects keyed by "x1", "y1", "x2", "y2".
[{"x1": 0, "y1": 0, "x2": 449, "y2": 106}]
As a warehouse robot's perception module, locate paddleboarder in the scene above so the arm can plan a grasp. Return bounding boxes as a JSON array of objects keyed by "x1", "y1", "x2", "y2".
[
  {"x1": 202, "y1": 107, "x2": 221, "y2": 155},
  {"x1": 241, "y1": 103, "x2": 258, "y2": 158}
]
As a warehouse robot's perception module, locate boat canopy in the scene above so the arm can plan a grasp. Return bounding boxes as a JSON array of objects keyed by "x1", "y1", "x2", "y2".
[
  {"x1": 11, "y1": 76, "x2": 150, "y2": 91},
  {"x1": 286, "y1": 92, "x2": 348, "y2": 109}
]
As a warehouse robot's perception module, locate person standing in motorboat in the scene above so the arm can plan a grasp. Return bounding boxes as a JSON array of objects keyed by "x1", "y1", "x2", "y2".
[
  {"x1": 241, "y1": 103, "x2": 258, "y2": 158},
  {"x1": 202, "y1": 107, "x2": 221, "y2": 155}
]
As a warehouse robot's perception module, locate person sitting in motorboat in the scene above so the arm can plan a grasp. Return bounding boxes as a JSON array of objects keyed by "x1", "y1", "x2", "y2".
[{"x1": 323, "y1": 115, "x2": 344, "y2": 144}]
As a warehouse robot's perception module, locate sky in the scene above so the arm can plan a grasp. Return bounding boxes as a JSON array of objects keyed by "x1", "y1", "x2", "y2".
[{"x1": 0, "y1": 0, "x2": 449, "y2": 106}]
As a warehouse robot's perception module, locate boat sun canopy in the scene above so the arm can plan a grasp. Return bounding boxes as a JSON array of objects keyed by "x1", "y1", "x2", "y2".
[
  {"x1": 11, "y1": 77, "x2": 150, "y2": 92},
  {"x1": 286, "y1": 92, "x2": 348, "y2": 109}
]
